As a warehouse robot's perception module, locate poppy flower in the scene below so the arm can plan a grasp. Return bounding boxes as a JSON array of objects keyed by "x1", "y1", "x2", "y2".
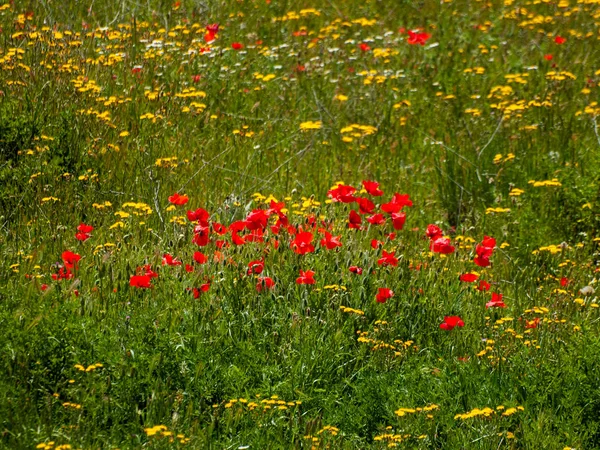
[
  {"x1": 130, "y1": 275, "x2": 152, "y2": 288},
  {"x1": 185, "y1": 264, "x2": 194, "y2": 273},
  {"x1": 296, "y1": 269, "x2": 316, "y2": 285},
  {"x1": 62, "y1": 250, "x2": 81, "y2": 270},
  {"x1": 554, "y1": 35, "x2": 566, "y2": 44},
  {"x1": 371, "y1": 239, "x2": 383, "y2": 249},
  {"x1": 407, "y1": 30, "x2": 431, "y2": 45},
  {"x1": 348, "y1": 210, "x2": 362, "y2": 229},
  {"x1": 431, "y1": 237, "x2": 455, "y2": 254},
  {"x1": 168, "y1": 192, "x2": 189, "y2": 206},
  {"x1": 328, "y1": 184, "x2": 357, "y2": 203},
  {"x1": 192, "y1": 74, "x2": 201, "y2": 83},
  {"x1": 162, "y1": 253, "x2": 182, "y2": 266},
  {"x1": 560, "y1": 277, "x2": 570, "y2": 287},
  {"x1": 391, "y1": 212, "x2": 406, "y2": 230},
  {"x1": 206, "y1": 23, "x2": 219, "y2": 34},
  {"x1": 291, "y1": 231, "x2": 315, "y2": 255},
  {"x1": 193, "y1": 225, "x2": 210, "y2": 246},
  {"x1": 187, "y1": 208, "x2": 209, "y2": 225},
  {"x1": 77, "y1": 223, "x2": 94, "y2": 233},
  {"x1": 256, "y1": 277, "x2": 275, "y2": 292},
  {"x1": 477, "y1": 280, "x2": 491, "y2": 291},
  {"x1": 246, "y1": 209, "x2": 269, "y2": 230},
  {"x1": 366, "y1": 213, "x2": 385, "y2": 225},
  {"x1": 362, "y1": 180, "x2": 384, "y2": 196},
  {"x1": 231, "y1": 42, "x2": 243, "y2": 50},
  {"x1": 193, "y1": 251, "x2": 208, "y2": 264},
  {"x1": 474, "y1": 236, "x2": 495, "y2": 267},
  {"x1": 440, "y1": 315, "x2": 464, "y2": 330},
  {"x1": 192, "y1": 283, "x2": 210, "y2": 298},
  {"x1": 320, "y1": 232, "x2": 342, "y2": 250},
  {"x1": 349, "y1": 266, "x2": 363, "y2": 274},
  {"x1": 544, "y1": 54, "x2": 553, "y2": 61},
  {"x1": 75, "y1": 231, "x2": 91, "y2": 241},
  {"x1": 460, "y1": 273, "x2": 479, "y2": 283},
  {"x1": 425, "y1": 224, "x2": 443, "y2": 240},
  {"x1": 213, "y1": 223, "x2": 228, "y2": 235},
  {"x1": 359, "y1": 42, "x2": 371, "y2": 52},
  {"x1": 377, "y1": 250, "x2": 398, "y2": 267},
  {"x1": 356, "y1": 197, "x2": 375, "y2": 214},
  {"x1": 381, "y1": 193, "x2": 413, "y2": 214},
  {"x1": 139, "y1": 265, "x2": 159, "y2": 278},
  {"x1": 486, "y1": 292, "x2": 506, "y2": 309},
  {"x1": 247, "y1": 259, "x2": 264, "y2": 275},
  {"x1": 376, "y1": 287, "x2": 394, "y2": 303},
  {"x1": 204, "y1": 31, "x2": 216, "y2": 43}
]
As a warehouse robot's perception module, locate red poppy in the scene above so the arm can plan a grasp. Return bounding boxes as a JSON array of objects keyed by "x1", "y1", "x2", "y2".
[
  {"x1": 185, "y1": 264, "x2": 194, "y2": 273},
  {"x1": 431, "y1": 237, "x2": 455, "y2": 254},
  {"x1": 560, "y1": 277, "x2": 570, "y2": 287},
  {"x1": 477, "y1": 280, "x2": 491, "y2": 291},
  {"x1": 192, "y1": 74, "x2": 201, "y2": 83},
  {"x1": 291, "y1": 231, "x2": 315, "y2": 255},
  {"x1": 348, "y1": 210, "x2": 362, "y2": 229},
  {"x1": 359, "y1": 42, "x2": 371, "y2": 52},
  {"x1": 130, "y1": 275, "x2": 152, "y2": 288},
  {"x1": 362, "y1": 180, "x2": 384, "y2": 196},
  {"x1": 246, "y1": 209, "x2": 269, "y2": 230},
  {"x1": 256, "y1": 277, "x2": 275, "y2": 292},
  {"x1": 193, "y1": 225, "x2": 210, "y2": 247},
  {"x1": 204, "y1": 32, "x2": 216, "y2": 43},
  {"x1": 349, "y1": 266, "x2": 363, "y2": 274},
  {"x1": 168, "y1": 192, "x2": 189, "y2": 205},
  {"x1": 439, "y1": 315, "x2": 464, "y2": 330},
  {"x1": 139, "y1": 265, "x2": 159, "y2": 278},
  {"x1": 52, "y1": 267, "x2": 73, "y2": 280},
  {"x1": 381, "y1": 193, "x2": 413, "y2": 214},
  {"x1": 320, "y1": 232, "x2": 342, "y2": 250},
  {"x1": 378, "y1": 250, "x2": 398, "y2": 267},
  {"x1": 425, "y1": 224, "x2": 443, "y2": 240},
  {"x1": 554, "y1": 35, "x2": 566, "y2": 44},
  {"x1": 474, "y1": 236, "x2": 495, "y2": 267},
  {"x1": 296, "y1": 269, "x2": 315, "y2": 285},
  {"x1": 391, "y1": 212, "x2": 406, "y2": 230},
  {"x1": 376, "y1": 287, "x2": 394, "y2": 303},
  {"x1": 162, "y1": 253, "x2": 182, "y2": 266},
  {"x1": 62, "y1": 250, "x2": 81, "y2": 270},
  {"x1": 187, "y1": 208, "x2": 209, "y2": 225},
  {"x1": 77, "y1": 223, "x2": 94, "y2": 233},
  {"x1": 192, "y1": 283, "x2": 210, "y2": 298},
  {"x1": 407, "y1": 30, "x2": 431, "y2": 45},
  {"x1": 40, "y1": 284, "x2": 49, "y2": 291},
  {"x1": 486, "y1": 292, "x2": 506, "y2": 308},
  {"x1": 460, "y1": 273, "x2": 479, "y2": 283},
  {"x1": 371, "y1": 239, "x2": 383, "y2": 249},
  {"x1": 356, "y1": 197, "x2": 375, "y2": 214},
  {"x1": 206, "y1": 23, "x2": 219, "y2": 34},
  {"x1": 231, "y1": 42, "x2": 243, "y2": 50},
  {"x1": 247, "y1": 259, "x2": 264, "y2": 275},
  {"x1": 544, "y1": 54, "x2": 553, "y2": 61},
  {"x1": 75, "y1": 231, "x2": 91, "y2": 241},
  {"x1": 193, "y1": 251, "x2": 208, "y2": 264},
  {"x1": 366, "y1": 213, "x2": 385, "y2": 225},
  {"x1": 328, "y1": 184, "x2": 357, "y2": 203},
  {"x1": 213, "y1": 223, "x2": 228, "y2": 235}
]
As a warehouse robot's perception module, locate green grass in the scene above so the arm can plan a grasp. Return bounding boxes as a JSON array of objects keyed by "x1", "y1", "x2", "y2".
[{"x1": 1, "y1": 0, "x2": 600, "y2": 448}]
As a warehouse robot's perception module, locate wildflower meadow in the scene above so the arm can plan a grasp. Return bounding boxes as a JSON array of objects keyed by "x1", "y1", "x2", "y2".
[{"x1": 1, "y1": 0, "x2": 600, "y2": 448}]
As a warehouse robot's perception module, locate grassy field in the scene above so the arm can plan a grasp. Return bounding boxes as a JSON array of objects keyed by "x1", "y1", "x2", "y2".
[{"x1": 1, "y1": 0, "x2": 600, "y2": 448}]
